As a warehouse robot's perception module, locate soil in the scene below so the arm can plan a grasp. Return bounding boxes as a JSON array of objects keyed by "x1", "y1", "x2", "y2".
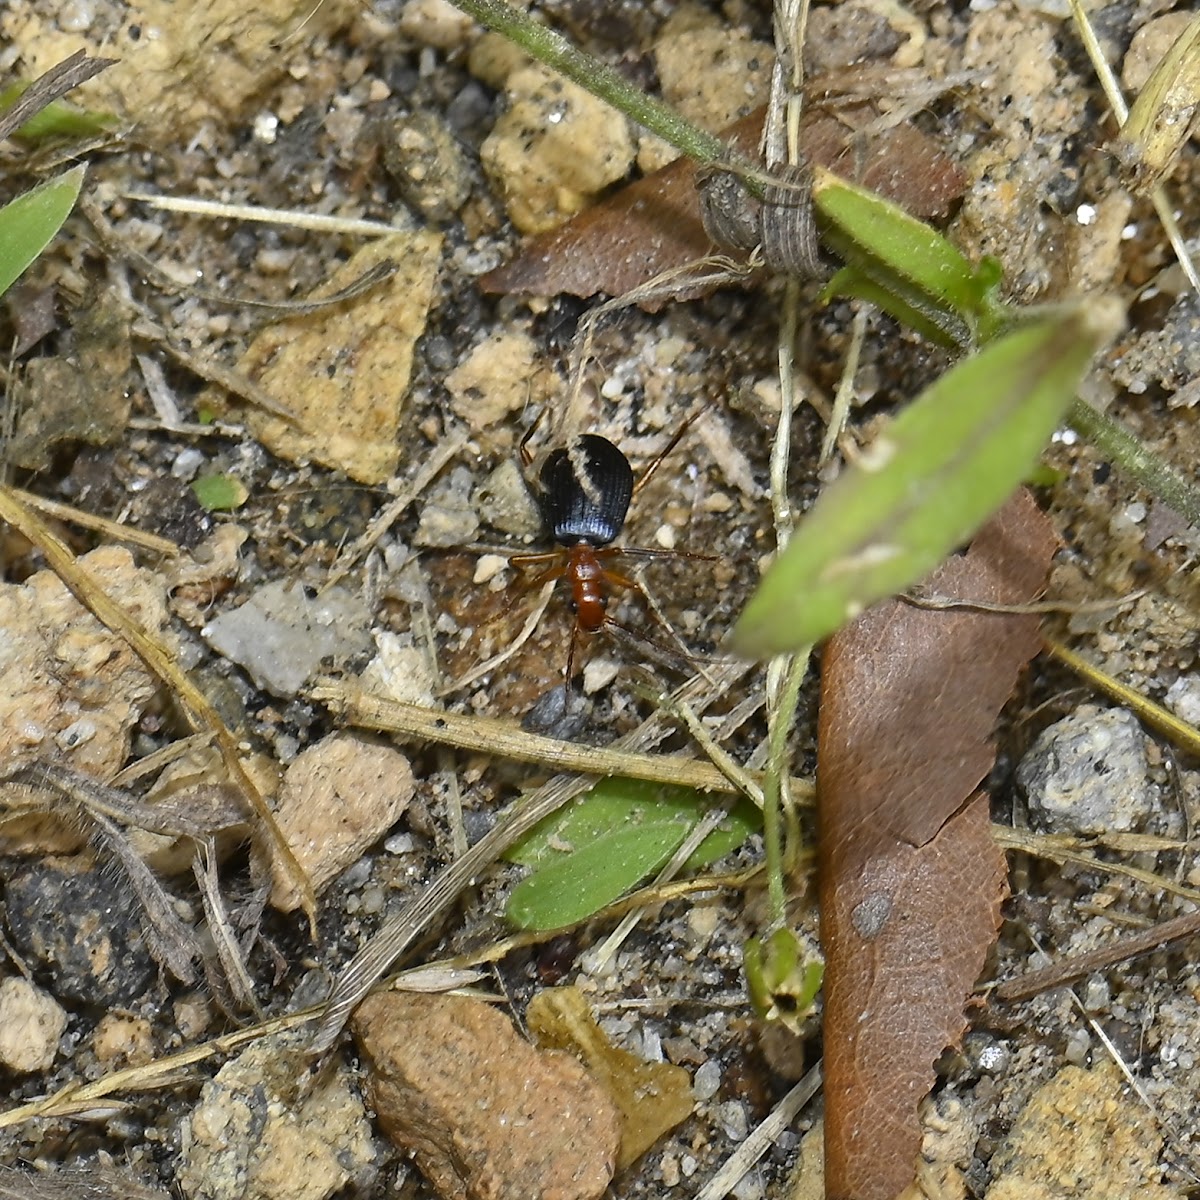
[{"x1": 2, "y1": 0, "x2": 1200, "y2": 1198}]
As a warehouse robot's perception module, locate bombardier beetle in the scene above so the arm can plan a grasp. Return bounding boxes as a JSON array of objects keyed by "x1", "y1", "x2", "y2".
[{"x1": 513, "y1": 416, "x2": 706, "y2": 684}]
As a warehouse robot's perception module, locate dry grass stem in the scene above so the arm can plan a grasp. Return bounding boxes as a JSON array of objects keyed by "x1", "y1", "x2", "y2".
[
  {"x1": 122, "y1": 191, "x2": 401, "y2": 236},
  {"x1": 7, "y1": 486, "x2": 179, "y2": 556},
  {"x1": 1045, "y1": 638, "x2": 1200, "y2": 758},
  {"x1": 0, "y1": 486, "x2": 317, "y2": 929},
  {"x1": 309, "y1": 677, "x2": 813, "y2": 801}
]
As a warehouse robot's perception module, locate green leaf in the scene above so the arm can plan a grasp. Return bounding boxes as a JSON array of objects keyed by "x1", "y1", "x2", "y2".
[
  {"x1": 730, "y1": 301, "x2": 1124, "y2": 658},
  {"x1": 506, "y1": 776, "x2": 761, "y2": 930},
  {"x1": 191, "y1": 472, "x2": 248, "y2": 512},
  {"x1": 813, "y1": 167, "x2": 1011, "y2": 348},
  {"x1": 0, "y1": 164, "x2": 86, "y2": 299},
  {"x1": 507, "y1": 821, "x2": 690, "y2": 930},
  {"x1": 0, "y1": 84, "x2": 118, "y2": 141}
]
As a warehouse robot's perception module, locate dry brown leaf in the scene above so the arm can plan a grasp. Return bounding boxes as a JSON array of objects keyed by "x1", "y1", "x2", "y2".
[
  {"x1": 816, "y1": 489, "x2": 1058, "y2": 1200},
  {"x1": 480, "y1": 107, "x2": 965, "y2": 302},
  {"x1": 526, "y1": 985, "x2": 693, "y2": 1170}
]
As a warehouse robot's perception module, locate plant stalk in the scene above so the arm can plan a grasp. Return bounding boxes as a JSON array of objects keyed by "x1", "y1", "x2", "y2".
[{"x1": 1067, "y1": 397, "x2": 1200, "y2": 529}]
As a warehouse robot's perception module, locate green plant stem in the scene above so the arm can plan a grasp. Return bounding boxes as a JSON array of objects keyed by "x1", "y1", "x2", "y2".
[
  {"x1": 1067, "y1": 397, "x2": 1200, "y2": 528},
  {"x1": 447, "y1": 0, "x2": 732, "y2": 169},
  {"x1": 763, "y1": 649, "x2": 811, "y2": 926}
]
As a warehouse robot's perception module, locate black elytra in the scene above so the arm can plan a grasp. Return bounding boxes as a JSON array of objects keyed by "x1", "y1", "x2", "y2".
[{"x1": 538, "y1": 434, "x2": 634, "y2": 547}]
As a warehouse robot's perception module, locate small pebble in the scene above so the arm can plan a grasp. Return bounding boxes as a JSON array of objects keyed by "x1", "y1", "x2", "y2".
[
  {"x1": 1016, "y1": 705, "x2": 1155, "y2": 835},
  {"x1": 0, "y1": 977, "x2": 67, "y2": 1072},
  {"x1": 171, "y1": 448, "x2": 205, "y2": 480},
  {"x1": 693, "y1": 1058, "x2": 722, "y2": 1101},
  {"x1": 93, "y1": 1013, "x2": 154, "y2": 1067},
  {"x1": 1165, "y1": 676, "x2": 1200, "y2": 728},
  {"x1": 177, "y1": 1031, "x2": 376, "y2": 1200},
  {"x1": 382, "y1": 111, "x2": 472, "y2": 222},
  {"x1": 582, "y1": 656, "x2": 620, "y2": 695},
  {"x1": 718, "y1": 1100, "x2": 749, "y2": 1141}
]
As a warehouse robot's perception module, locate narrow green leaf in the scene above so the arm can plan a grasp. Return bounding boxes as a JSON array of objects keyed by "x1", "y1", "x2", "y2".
[
  {"x1": 505, "y1": 776, "x2": 761, "y2": 930},
  {"x1": 507, "y1": 821, "x2": 690, "y2": 930},
  {"x1": 821, "y1": 265, "x2": 964, "y2": 347},
  {"x1": 0, "y1": 164, "x2": 86, "y2": 299},
  {"x1": 191, "y1": 473, "x2": 248, "y2": 512},
  {"x1": 731, "y1": 301, "x2": 1124, "y2": 658}
]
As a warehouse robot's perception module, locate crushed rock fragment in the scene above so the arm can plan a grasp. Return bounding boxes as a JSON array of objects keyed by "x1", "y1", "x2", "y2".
[
  {"x1": 268, "y1": 733, "x2": 414, "y2": 912},
  {"x1": 354, "y1": 991, "x2": 621, "y2": 1200}
]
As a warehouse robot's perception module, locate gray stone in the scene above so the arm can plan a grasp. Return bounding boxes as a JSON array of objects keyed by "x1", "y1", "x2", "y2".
[
  {"x1": 201, "y1": 581, "x2": 372, "y2": 697},
  {"x1": 1017, "y1": 705, "x2": 1155, "y2": 835}
]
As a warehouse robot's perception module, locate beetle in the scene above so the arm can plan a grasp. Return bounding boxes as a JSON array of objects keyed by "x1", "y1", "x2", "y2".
[{"x1": 512, "y1": 416, "x2": 706, "y2": 684}]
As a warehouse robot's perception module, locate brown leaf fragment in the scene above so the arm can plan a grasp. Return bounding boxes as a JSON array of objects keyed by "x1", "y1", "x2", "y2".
[
  {"x1": 820, "y1": 794, "x2": 1004, "y2": 1200},
  {"x1": 480, "y1": 107, "x2": 965, "y2": 301},
  {"x1": 526, "y1": 986, "x2": 693, "y2": 1170},
  {"x1": 817, "y1": 489, "x2": 1058, "y2": 1200},
  {"x1": 819, "y1": 488, "x2": 1059, "y2": 851}
]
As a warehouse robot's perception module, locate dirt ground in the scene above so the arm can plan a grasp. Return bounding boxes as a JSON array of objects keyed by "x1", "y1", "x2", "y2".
[{"x1": 2, "y1": 0, "x2": 1200, "y2": 1198}]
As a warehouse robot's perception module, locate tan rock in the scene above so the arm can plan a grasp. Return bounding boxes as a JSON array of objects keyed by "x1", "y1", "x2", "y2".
[
  {"x1": 0, "y1": 977, "x2": 66, "y2": 1072},
  {"x1": 0, "y1": 546, "x2": 167, "y2": 853},
  {"x1": 178, "y1": 1031, "x2": 376, "y2": 1200},
  {"x1": 482, "y1": 65, "x2": 636, "y2": 234},
  {"x1": 268, "y1": 734, "x2": 414, "y2": 911},
  {"x1": 354, "y1": 991, "x2": 621, "y2": 1200},
  {"x1": 230, "y1": 233, "x2": 443, "y2": 485},
  {"x1": 445, "y1": 331, "x2": 551, "y2": 432},
  {"x1": 92, "y1": 1013, "x2": 154, "y2": 1067},
  {"x1": 987, "y1": 1060, "x2": 1184, "y2": 1200}
]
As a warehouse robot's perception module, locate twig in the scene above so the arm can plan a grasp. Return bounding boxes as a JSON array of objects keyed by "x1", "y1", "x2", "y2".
[
  {"x1": 309, "y1": 677, "x2": 813, "y2": 801},
  {"x1": 7, "y1": 486, "x2": 179, "y2": 556},
  {"x1": 991, "y1": 905, "x2": 1200, "y2": 1003}
]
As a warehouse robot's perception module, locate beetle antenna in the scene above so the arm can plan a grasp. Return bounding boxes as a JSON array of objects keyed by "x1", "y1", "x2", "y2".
[{"x1": 631, "y1": 407, "x2": 705, "y2": 498}]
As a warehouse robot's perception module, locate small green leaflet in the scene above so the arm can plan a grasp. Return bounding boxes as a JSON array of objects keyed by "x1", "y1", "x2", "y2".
[
  {"x1": 191, "y1": 473, "x2": 248, "y2": 512},
  {"x1": 731, "y1": 301, "x2": 1124, "y2": 658},
  {"x1": 812, "y1": 167, "x2": 1010, "y2": 349},
  {"x1": 0, "y1": 165, "x2": 86, "y2": 299},
  {"x1": 506, "y1": 777, "x2": 760, "y2": 931}
]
